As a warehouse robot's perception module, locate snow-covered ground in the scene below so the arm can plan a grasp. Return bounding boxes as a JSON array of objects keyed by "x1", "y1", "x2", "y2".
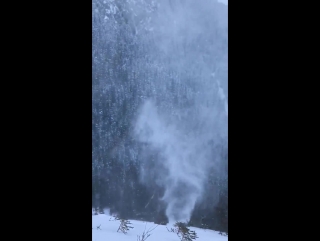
[{"x1": 92, "y1": 213, "x2": 228, "y2": 241}]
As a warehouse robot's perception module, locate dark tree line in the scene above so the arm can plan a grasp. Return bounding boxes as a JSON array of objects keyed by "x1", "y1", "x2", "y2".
[{"x1": 92, "y1": 0, "x2": 228, "y2": 233}]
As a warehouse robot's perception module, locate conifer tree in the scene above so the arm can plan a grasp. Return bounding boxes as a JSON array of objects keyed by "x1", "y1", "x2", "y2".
[
  {"x1": 167, "y1": 222, "x2": 199, "y2": 241},
  {"x1": 110, "y1": 215, "x2": 134, "y2": 234}
]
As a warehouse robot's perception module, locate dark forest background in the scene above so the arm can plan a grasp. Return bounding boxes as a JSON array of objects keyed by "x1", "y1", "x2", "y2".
[{"x1": 92, "y1": 0, "x2": 228, "y2": 233}]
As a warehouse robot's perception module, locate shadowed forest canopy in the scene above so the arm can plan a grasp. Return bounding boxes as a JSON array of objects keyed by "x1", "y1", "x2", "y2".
[{"x1": 92, "y1": 0, "x2": 228, "y2": 233}]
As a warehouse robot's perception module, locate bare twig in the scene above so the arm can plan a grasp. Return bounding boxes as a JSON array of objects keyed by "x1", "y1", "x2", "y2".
[
  {"x1": 166, "y1": 226, "x2": 176, "y2": 233},
  {"x1": 137, "y1": 223, "x2": 158, "y2": 241}
]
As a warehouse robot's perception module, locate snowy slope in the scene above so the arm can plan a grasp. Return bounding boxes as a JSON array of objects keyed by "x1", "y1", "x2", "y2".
[{"x1": 92, "y1": 214, "x2": 228, "y2": 241}]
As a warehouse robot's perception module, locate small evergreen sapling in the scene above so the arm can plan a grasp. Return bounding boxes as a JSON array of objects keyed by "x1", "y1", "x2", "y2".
[
  {"x1": 109, "y1": 214, "x2": 134, "y2": 234},
  {"x1": 93, "y1": 207, "x2": 98, "y2": 215},
  {"x1": 117, "y1": 219, "x2": 134, "y2": 234},
  {"x1": 218, "y1": 231, "x2": 228, "y2": 236},
  {"x1": 167, "y1": 222, "x2": 198, "y2": 241},
  {"x1": 98, "y1": 207, "x2": 105, "y2": 214},
  {"x1": 92, "y1": 224, "x2": 101, "y2": 230}
]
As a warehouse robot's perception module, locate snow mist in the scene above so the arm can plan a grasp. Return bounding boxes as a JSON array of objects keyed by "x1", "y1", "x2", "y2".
[
  {"x1": 134, "y1": 100, "x2": 216, "y2": 222},
  {"x1": 132, "y1": 0, "x2": 228, "y2": 223}
]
